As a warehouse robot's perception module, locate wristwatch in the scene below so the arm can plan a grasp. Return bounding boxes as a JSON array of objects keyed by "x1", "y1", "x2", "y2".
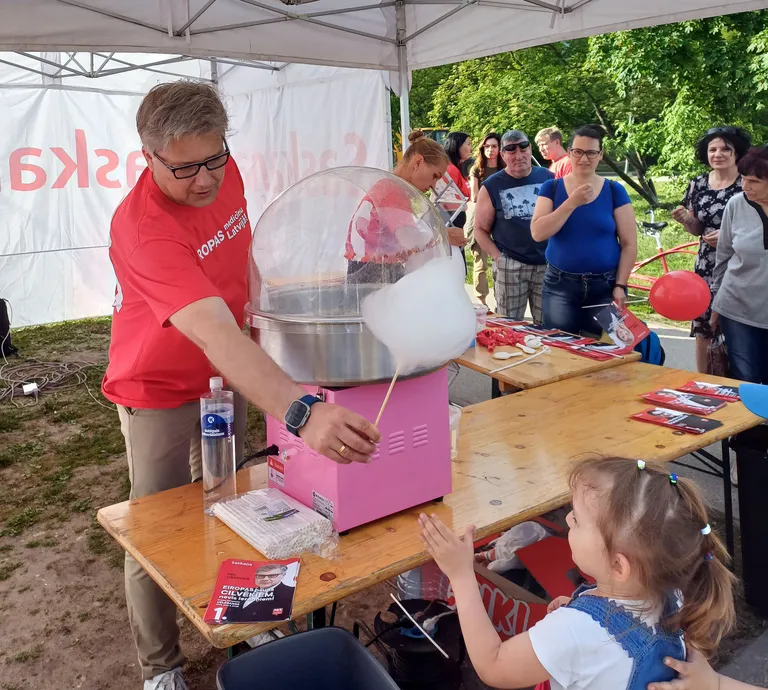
[
  {"x1": 285, "y1": 395, "x2": 321, "y2": 437},
  {"x1": 613, "y1": 283, "x2": 629, "y2": 294}
]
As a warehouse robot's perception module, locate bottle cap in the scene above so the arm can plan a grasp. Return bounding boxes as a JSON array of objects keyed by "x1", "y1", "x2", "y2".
[{"x1": 210, "y1": 376, "x2": 224, "y2": 391}]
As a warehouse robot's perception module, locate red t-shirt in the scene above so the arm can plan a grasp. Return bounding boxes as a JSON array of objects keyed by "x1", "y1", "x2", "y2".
[
  {"x1": 446, "y1": 163, "x2": 471, "y2": 198},
  {"x1": 550, "y1": 155, "x2": 572, "y2": 179},
  {"x1": 345, "y1": 178, "x2": 417, "y2": 262},
  {"x1": 102, "y1": 159, "x2": 251, "y2": 408}
]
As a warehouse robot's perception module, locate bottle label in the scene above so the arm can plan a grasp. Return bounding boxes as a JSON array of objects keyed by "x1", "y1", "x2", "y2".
[{"x1": 202, "y1": 413, "x2": 233, "y2": 439}]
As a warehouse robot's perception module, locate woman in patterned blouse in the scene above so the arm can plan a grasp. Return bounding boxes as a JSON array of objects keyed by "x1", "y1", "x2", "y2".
[{"x1": 671, "y1": 126, "x2": 751, "y2": 372}]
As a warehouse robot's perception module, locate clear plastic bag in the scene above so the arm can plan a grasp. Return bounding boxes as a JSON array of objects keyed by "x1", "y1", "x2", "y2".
[
  {"x1": 475, "y1": 521, "x2": 551, "y2": 573},
  {"x1": 212, "y1": 488, "x2": 339, "y2": 560}
]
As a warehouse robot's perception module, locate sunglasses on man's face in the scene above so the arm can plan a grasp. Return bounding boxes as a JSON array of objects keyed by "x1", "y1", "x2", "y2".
[{"x1": 502, "y1": 141, "x2": 531, "y2": 153}]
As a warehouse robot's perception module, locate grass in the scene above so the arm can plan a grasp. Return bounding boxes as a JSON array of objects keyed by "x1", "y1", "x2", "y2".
[
  {"x1": 0, "y1": 508, "x2": 41, "y2": 537},
  {"x1": 10, "y1": 644, "x2": 43, "y2": 664},
  {"x1": 0, "y1": 561, "x2": 21, "y2": 581},
  {"x1": 24, "y1": 538, "x2": 57, "y2": 549}
]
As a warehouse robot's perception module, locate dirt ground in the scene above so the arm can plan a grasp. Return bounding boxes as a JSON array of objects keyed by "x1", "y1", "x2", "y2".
[{"x1": 0, "y1": 319, "x2": 765, "y2": 690}]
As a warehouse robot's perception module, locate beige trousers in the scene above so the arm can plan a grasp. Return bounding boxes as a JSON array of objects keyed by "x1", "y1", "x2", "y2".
[{"x1": 118, "y1": 396, "x2": 247, "y2": 680}]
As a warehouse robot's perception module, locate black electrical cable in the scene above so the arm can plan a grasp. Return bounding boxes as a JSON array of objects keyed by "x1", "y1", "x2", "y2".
[{"x1": 236, "y1": 444, "x2": 279, "y2": 470}]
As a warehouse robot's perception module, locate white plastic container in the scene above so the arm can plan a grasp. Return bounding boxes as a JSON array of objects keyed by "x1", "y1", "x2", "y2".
[{"x1": 474, "y1": 303, "x2": 489, "y2": 333}]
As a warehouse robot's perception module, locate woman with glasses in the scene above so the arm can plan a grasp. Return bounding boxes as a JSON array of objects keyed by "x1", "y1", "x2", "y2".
[
  {"x1": 671, "y1": 126, "x2": 751, "y2": 373},
  {"x1": 466, "y1": 133, "x2": 503, "y2": 305},
  {"x1": 530, "y1": 124, "x2": 637, "y2": 336}
]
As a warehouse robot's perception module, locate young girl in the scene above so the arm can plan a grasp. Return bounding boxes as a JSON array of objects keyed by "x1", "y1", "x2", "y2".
[{"x1": 419, "y1": 457, "x2": 735, "y2": 690}]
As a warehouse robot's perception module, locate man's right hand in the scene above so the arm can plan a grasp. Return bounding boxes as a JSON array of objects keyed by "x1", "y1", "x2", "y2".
[{"x1": 299, "y1": 402, "x2": 381, "y2": 464}]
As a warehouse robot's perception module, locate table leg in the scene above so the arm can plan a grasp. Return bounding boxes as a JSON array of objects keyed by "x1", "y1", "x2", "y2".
[
  {"x1": 722, "y1": 438, "x2": 734, "y2": 559},
  {"x1": 307, "y1": 607, "x2": 326, "y2": 630},
  {"x1": 491, "y1": 378, "x2": 501, "y2": 399}
]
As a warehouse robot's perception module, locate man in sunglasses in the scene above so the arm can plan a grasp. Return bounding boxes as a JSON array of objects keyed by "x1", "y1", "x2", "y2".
[
  {"x1": 474, "y1": 130, "x2": 554, "y2": 323},
  {"x1": 102, "y1": 81, "x2": 380, "y2": 690}
]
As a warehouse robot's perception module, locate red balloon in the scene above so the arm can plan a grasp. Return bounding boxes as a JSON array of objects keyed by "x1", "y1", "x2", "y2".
[{"x1": 649, "y1": 271, "x2": 711, "y2": 321}]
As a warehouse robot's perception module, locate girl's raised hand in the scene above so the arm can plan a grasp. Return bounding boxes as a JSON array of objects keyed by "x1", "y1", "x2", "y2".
[
  {"x1": 547, "y1": 595, "x2": 572, "y2": 614},
  {"x1": 419, "y1": 513, "x2": 476, "y2": 582}
]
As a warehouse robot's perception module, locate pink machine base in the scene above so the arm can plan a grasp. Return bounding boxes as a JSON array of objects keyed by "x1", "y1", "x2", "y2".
[{"x1": 266, "y1": 368, "x2": 452, "y2": 533}]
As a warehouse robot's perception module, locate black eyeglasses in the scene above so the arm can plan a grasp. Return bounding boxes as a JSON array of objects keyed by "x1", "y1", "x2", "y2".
[
  {"x1": 569, "y1": 148, "x2": 602, "y2": 160},
  {"x1": 153, "y1": 140, "x2": 230, "y2": 180},
  {"x1": 502, "y1": 141, "x2": 531, "y2": 152}
]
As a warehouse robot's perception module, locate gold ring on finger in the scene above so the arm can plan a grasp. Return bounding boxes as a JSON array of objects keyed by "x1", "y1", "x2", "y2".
[{"x1": 338, "y1": 444, "x2": 347, "y2": 457}]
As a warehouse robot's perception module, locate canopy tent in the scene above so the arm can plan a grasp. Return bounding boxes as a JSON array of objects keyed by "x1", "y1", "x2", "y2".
[
  {"x1": 2, "y1": 0, "x2": 768, "y2": 138},
  {"x1": 0, "y1": 55, "x2": 391, "y2": 326}
]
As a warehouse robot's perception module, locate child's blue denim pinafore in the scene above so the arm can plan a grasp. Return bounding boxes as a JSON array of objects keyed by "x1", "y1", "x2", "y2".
[{"x1": 566, "y1": 584, "x2": 686, "y2": 690}]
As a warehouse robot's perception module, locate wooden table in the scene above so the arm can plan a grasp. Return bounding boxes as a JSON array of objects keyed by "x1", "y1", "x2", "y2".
[
  {"x1": 97, "y1": 363, "x2": 760, "y2": 649},
  {"x1": 456, "y1": 342, "x2": 641, "y2": 393}
]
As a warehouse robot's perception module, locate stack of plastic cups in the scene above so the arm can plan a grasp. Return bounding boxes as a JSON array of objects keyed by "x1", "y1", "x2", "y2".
[{"x1": 470, "y1": 304, "x2": 488, "y2": 348}]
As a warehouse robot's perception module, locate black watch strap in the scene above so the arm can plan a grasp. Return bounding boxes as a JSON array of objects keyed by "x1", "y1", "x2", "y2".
[{"x1": 285, "y1": 395, "x2": 321, "y2": 437}]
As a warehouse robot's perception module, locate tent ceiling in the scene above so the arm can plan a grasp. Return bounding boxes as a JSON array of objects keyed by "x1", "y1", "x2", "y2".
[{"x1": 2, "y1": 0, "x2": 768, "y2": 74}]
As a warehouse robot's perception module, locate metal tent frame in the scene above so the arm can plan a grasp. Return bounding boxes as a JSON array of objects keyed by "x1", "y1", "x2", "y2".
[{"x1": 1, "y1": 0, "x2": 599, "y2": 145}]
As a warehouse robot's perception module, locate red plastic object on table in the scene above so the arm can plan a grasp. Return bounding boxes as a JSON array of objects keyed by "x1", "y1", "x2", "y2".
[
  {"x1": 649, "y1": 270, "x2": 711, "y2": 321},
  {"x1": 475, "y1": 327, "x2": 527, "y2": 354}
]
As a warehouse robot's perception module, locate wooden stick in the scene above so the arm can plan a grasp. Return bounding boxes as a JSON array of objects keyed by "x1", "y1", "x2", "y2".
[
  {"x1": 389, "y1": 593, "x2": 450, "y2": 659},
  {"x1": 375, "y1": 368, "x2": 400, "y2": 426}
]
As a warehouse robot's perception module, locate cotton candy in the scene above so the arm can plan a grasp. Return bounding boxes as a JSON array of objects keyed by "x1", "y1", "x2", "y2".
[{"x1": 362, "y1": 256, "x2": 476, "y2": 375}]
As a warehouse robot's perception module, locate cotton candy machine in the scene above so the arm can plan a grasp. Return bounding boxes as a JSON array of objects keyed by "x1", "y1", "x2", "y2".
[{"x1": 247, "y1": 167, "x2": 456, "y2": 532}]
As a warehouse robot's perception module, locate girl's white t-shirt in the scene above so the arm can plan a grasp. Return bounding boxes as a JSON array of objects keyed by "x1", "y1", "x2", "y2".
[{"x1": 528, "y1": 592, "x2": 667, "y2": 690}]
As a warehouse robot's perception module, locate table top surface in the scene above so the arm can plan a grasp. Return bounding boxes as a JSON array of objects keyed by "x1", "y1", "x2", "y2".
[
  {"x1": 97, "y1": 363, "x2": 761, "y2": 648},
  {"x1": 456, "y1": 342, "x2": 641, "y2": 390}
]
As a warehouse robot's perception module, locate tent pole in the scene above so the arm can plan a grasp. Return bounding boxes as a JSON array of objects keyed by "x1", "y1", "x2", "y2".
[
  {"x1": 210, "y1": 57, "x2": 219, "y2": 85},
  {"x1": 396, "y1": 2, "x2": 410, "y2": 150}
]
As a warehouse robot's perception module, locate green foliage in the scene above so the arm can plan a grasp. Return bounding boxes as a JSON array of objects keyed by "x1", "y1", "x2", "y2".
[{"x1": 400, "y1": 10, "x2": 768, "y2": 204}]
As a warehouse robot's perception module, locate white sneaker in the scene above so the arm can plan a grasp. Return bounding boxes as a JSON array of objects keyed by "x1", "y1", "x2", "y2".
[
  {"x1": 731, "y1": 458, "x2": 738, "y2": 487},
  {"x1": 144, "y1": 668, "x2": 189, "y2": 690},
  {"x1": 247, "y1": 630, "x2": 283, "y2": 648}
]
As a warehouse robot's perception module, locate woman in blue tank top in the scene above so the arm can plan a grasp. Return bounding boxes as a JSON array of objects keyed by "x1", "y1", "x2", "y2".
[{"x1": 531, "y1": 125, "x2": 637, "y2": 336}]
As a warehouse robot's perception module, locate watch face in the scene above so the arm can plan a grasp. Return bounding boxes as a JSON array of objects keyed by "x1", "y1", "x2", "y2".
[{"x1": 285, "y1": 400, "x2": 310, "y2": 429}]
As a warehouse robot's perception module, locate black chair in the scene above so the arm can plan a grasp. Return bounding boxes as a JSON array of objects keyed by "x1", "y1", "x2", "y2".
[{"x1": 216, "y1": 627, "x2": 400, "y2": 690}]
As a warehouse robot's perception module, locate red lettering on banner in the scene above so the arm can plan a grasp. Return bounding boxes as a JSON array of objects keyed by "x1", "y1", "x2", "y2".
[
  {"x1": 95, "y1": 149, "x2": 121, "y2": 189},
  {"x1": 302, "y1": 151, "x2": 316, "y2": 178},
  {"x1": 345, "y1": 133, "x2": 367, "y2": 165},
  {"x1": 10, "y1": 148, "x2": 47, "y2": 191},
  {"x1": 319, "y1": 150, "x2": 336, "y2": 169},
  {"x1": 126, "y1": 151, "x2": 147, "y2": 189},
  {"x1": 51, "y1": 128, "x2": 89, "y2": 189}
]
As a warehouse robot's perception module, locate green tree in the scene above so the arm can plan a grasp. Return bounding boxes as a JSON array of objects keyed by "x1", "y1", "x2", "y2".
[{"x1": 404, "y1": 10, "x2": 768, "y2": 207}]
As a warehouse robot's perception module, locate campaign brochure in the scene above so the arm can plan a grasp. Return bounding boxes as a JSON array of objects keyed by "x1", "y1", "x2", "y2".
[
  {"x1": 593, "y1": 304, "x2": 650, "y2": 353},
  {"x1": 631, "y1": 407, "x2": 724, "y2": 435},
  {"x1": 640, "y1": 389, "x2": 727, "y2": 416},
  {"x1": 204, "y1": 558, "x2": 300, "y2": 624},
  {"x1": 676, "y1": 381, "x2": 740, "y2": 403}
]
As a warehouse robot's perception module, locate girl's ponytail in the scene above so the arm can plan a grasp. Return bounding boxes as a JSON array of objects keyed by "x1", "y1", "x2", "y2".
[{"x1": 678, "y1": 533, "x2": 736, "y2": 657}]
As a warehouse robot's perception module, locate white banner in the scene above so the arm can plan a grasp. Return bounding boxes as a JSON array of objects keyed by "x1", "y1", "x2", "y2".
[{"x1": 0, "y1": 60, "x2": 390, "y2": 326}]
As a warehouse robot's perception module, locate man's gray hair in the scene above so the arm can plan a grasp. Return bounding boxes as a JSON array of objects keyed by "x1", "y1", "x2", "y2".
[
  {"x1": 136, "y1": 80, "x2": 228, "y2": 152},
  {"x1": 501, "y1": 130, "x2": 529, "y2": 146}
]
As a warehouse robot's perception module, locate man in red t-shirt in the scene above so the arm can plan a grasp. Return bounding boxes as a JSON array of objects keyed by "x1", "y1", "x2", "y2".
[
  {"x1": 535, "y1": 127, "x2": 573, "y2": 179},
  {"x1": 104, "y1": 82, "x2": 380, "y2": 690}
]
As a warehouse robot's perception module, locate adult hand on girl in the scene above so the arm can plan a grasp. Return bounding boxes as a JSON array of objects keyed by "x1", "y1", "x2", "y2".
[
  {"x1": 567, "y1": 183, "x2": 597, "y2": 208},
  {"x1": 647, "y1": 649, "x2": 720, "y2": 690},
  {"x1": 419, "y1": 513, "x2": 476, "y2": 582},
  {"x1": 547, "y1": 596, "x2": 572, "y2": 614}
]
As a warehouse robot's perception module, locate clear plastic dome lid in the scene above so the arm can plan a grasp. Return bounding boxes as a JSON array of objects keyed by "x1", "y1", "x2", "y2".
[{"x1": 247, "y1": 166, "x2": 450, "y2": 322}]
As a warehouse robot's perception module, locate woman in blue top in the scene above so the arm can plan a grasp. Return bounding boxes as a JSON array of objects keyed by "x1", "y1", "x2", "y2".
[{"x1": 531, "y1": 125, "x2": 638, "y2": 335}]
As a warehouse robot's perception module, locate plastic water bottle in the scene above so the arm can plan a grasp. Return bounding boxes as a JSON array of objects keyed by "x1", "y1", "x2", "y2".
[{"x1": 201, "y1": 376, "x2": 236, "y2": 516}]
